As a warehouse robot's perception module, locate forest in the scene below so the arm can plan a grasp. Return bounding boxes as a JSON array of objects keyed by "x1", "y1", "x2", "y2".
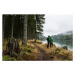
[
  {"x1": 52, "y1": 33, "x2": 73, "y2": 41},
  {"x1": 2, "y1": 14, "x2": 73, "y2": 61},
  {"x1": 3, "y1": 14, "x2": 45, "y2": 42},
  {"x1": 2, "y1": 14, "x2": 46, "y2": 60}
]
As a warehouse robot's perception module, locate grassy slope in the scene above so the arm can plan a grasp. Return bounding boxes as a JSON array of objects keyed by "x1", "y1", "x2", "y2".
[{"x1": 2, "y1": 39, "x2": 73, "y2": 61}]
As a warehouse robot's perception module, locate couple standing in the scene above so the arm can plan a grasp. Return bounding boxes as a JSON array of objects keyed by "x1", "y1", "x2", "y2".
[{"x1": 46, "y1": 36, "x2": 53, "y2": 48}]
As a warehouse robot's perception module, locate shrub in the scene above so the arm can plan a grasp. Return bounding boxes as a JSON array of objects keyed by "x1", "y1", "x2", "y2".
[
  {"x1": 55, "y1": 51, "x2": 59, "y2": 54},
  {"x1": 55, "y1": 48, "x2": 60, "y2": 51},
  {"x1": 59, "y1": 53, "x2": 63, "y2": 56}
]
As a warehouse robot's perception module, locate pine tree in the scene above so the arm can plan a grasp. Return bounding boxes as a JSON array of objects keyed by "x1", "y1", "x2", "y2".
[
  {"x1": 22, "y1": 15, "x2": 28, "y2": 45},
  {"x1": 11, "y1": 15, "x2": 14, "y2": 38},
  {"x1": 34, "y1": 14, "x2": 45, "y2": 41}
]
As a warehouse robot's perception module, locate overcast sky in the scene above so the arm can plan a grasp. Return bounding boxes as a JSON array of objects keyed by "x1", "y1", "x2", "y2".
[{"x1": 43, "y1": 14, "x2": 73, "y2": 37}]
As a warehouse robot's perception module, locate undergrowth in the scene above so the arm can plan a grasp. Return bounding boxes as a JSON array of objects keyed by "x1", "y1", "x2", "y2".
[{"x1": 2, "y1": 40, "x2": 36, "y2": 61}]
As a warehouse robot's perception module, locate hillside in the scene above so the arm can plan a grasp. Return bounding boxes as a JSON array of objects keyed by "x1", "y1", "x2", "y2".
[
  {"x1": 52, "y1": 30, "x2": 73, "y2": 41},
  {"x1": 61, "y1": 31, "x2": 73, "y2": 35}
]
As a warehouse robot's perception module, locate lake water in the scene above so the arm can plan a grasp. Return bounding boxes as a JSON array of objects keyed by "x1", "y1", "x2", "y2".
[{"x1": 42, "y1": 40, "x2": 73, "y2": 51}]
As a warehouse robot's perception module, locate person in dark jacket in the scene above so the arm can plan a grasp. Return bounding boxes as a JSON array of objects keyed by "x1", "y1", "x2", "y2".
[{"x1": 46, "y1": 36, "x2": 50, "y2": 48}]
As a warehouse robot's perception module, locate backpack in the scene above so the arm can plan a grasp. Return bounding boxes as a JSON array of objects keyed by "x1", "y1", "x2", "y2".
[{"x1": 49, "y1": 37, "x2": 53, "y2": 43}]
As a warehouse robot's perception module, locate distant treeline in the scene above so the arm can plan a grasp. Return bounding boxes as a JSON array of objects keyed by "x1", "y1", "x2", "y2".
[{"x1": 52, "y1": 34, "x2": 73, "y2": 41}]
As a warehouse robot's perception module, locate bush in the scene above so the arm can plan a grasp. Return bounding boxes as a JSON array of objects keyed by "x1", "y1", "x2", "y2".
[
  {"x1": 55, "y1": 48, "x2": 60, "y2": 51},
  {"x1": 59, "y1": 53, "x2": 63, "y2": 56},
  {"x1": 55, "y1": 51, "x2": 59, "y2": 54}
]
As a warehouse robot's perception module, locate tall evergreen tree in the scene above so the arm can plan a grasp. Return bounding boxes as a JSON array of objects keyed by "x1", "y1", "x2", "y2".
[
  {"x1": 11, "y1": 15, "x2": 14, "y2": 38},
  {"x1": 2, "y1": 15, "x2": 5, "y2": 42},
  {"x1": 34, "y1": 14, "x2": 45, "y2": 41},
  {"x1": 22, "y1": 15, "x2": 28, "y2": 45}
]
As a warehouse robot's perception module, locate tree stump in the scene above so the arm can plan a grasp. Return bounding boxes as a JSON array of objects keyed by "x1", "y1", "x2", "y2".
[{"x1": 6, "y1": 39, "x2": 20, "y2": 57}]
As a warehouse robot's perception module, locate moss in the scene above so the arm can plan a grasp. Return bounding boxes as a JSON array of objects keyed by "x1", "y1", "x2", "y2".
[
  {"x1": 20, "y1": 45, "x2": 33, "y2": 53},
  {"x1": 19, "y1": 50, "x2": 35, "y2": 60},
  {"x1": 3, "y1": 45, "x2": 6, "y2": 51},
  {"x1": 3, "y1": 55, "x2": 16, "y2": 61},
  {"x1": 3, "y1": 41, "x2": 7, "y2": 51},
  {"x1": 25, "y1": 47, "x2": 33, "y2": 52},
  {"x1": 9, "y1": 38, "x2": 15, "y2": 40}
]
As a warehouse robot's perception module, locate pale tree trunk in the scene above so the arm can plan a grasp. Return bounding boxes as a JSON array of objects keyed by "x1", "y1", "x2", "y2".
[
  {"x1": 34, "y1": 15, "x2": 36, "y2": 42},
  {"x1": 22, "y1": 15, "x2": 28, "y2": 45},
  {"x1": 11, "y1": 15, "x2": 14, "y2": 38}
]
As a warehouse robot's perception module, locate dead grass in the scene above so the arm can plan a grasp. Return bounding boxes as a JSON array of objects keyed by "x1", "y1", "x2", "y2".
[
  {"x1": 2, "y1": 39, "x2": 73, "y2": 61},
  {"x1": 35, "y1": 42, "x2": 73, "y2": 61},
  {"x1": 28, "y1": 39, "x2": 42, "y2": 44}
]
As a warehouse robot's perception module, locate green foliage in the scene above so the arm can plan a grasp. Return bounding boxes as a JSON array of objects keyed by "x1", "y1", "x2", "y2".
[
  {"x1": 19, "y1": 50, "x2": 35, "y2": 60},
  {"x1": 3, "y1": 55, "x2": 16, "y2": 61},
  {"x1": 55, "y1": 48, "x2": 60, "y2": 51},
  {"x1": 3, "y1": 45, "x2": 35, "y2": 61},
  {"x1": 55, "y1": 48, "x2": 60, "y2": 54},
  {"x1": 3, "y1": 41, "x2": 7, "y2": 51},
  {"x1": 25, "y1": 46, "x2": 33, "y2": 52},
  {"x1": 59, "y1": 53, "x2": 63, "y2": 56},
  {"x1": 55, "y1": 51, "x2": 59, "y2": 54},
  {"x1": 20, "y1": 45, "x2": 33, "y2": 52}
]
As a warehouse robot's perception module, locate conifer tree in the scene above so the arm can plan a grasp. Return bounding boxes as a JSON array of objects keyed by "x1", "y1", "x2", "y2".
[{"x1": 22, "y1": 15, "x2": 28, "y2": 45}]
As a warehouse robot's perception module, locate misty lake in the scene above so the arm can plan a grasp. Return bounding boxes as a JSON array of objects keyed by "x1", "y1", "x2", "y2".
[{"x1": 42, "y1": 40, "x2": 73, "y2": 51}]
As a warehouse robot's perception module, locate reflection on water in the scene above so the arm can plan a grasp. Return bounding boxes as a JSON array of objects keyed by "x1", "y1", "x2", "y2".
[{"x1": 42, "y1": 40, "x2": 73, "y2": 51}]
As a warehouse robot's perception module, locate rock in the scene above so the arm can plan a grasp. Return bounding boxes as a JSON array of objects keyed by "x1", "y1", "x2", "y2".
[
  {"x1": 62, "y1": 46, "x2": 68, "y2": 50},
  {"x1": 28, "y1": 50, "x2": 31, "y2": 52}
]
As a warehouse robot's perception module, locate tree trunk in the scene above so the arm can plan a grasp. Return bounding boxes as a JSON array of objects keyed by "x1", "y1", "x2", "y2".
[
  {"x1": 11, "y1": 15, "x2": 14, "y2": 38},
  {"x1": 27, "y1": 23, "x2": 29, "y2": 40},
  {"x1": 22, "y1": 15, "x2": 28, "y2": 45},
  {"x1": 3, "y1": 15, "x2": 5, "y2": 42},
  {"x1": 34, "y1": 16, "x2": 36, "y2": 42}
]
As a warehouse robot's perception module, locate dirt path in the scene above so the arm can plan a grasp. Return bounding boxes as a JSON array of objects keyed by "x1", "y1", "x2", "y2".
[{"x1": 31, "y1": 43, "x2": 53, "y2": 60}]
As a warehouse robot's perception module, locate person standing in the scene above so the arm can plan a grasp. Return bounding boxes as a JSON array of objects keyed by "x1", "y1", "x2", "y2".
[
  {"x1": 49, "y1": 37, "x2": 53, "y2": 47},
  {"x1": 46, "y1": 36, "x2": 50, "y2": 48}
]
